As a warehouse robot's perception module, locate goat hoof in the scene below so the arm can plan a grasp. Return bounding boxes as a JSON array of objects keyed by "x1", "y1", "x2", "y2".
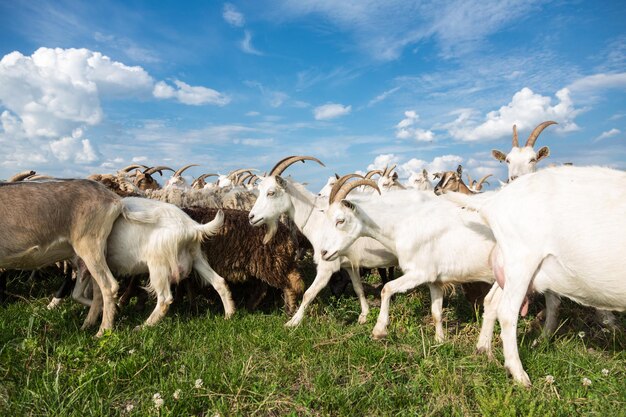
[
  {"x1": 358, "y1": 314, "x2": 368, "y2": 325},
  {"x1": 475, "y1": 347, "x2": 493, "y2": 359},
  {"x1": 372, "y1": 328, "x2": 388, "y2": 340}
]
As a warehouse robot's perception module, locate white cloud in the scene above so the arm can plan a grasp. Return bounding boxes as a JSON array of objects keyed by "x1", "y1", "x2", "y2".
[
  {"x1": 446, "y1": 87, "x2": 581, "y2": 142},
  {"x1": 246, "y1": 111, "x2": 260, "y2": 116},
  {"x1": 153, "y1": 80, "x2": 231, "y2": 106},
  {"x1": 313, "y1": 103, "x2": 352, "y2": 120},
  {"x1": 233, "y1": 138, "x2": 275, "y2": 147},
  {"x1": 49, "y1": 129, "x2": 98, "y2": 163},
  {"x1": 274, "y1": 0, "x2": 542, "y2": 60},
  {"x1": 567, "y1": 72, "x2": 626, "y2": 95},
  {"x1": 223, "y1": 3, "x2": 245, "y2": 27},
  {"x1": 241, "y1": 30, "x2": 263, "y2": 55},
  {"x1": 368, "y1": 87, "x2": 400, "y2": 107},
  {"x1": 0, "y1": 47, "x2": 153, "y2": 138},
  {"x1": 395, "y1": 110, "x2": 435, "y2": 142},
  {"x1": 367, "y1": 153, "x2": 464, "y2": 178},
  {"x1": 594, "y1": 128, "x2": 621, "y2": 142}
]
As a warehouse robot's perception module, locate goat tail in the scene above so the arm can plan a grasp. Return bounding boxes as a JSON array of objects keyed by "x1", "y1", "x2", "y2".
[
  {"x1": 120, "y1": 205, "x2": 160, "y2": 224},
  {"x1": 197, "y1": 209, "x2": 224, "y2": 237}
]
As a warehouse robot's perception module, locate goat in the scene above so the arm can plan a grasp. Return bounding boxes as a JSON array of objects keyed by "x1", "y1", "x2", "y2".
[
  {"x1": 491, "y1": 121, "x2": 556, "y2": 181},
  {"x1": 248, "y1": 156, "x2": 399, "y2": 327},
  {"x1": 446, "y1": 166, "x2": 626, "y2": 386},
  {"x1": 377, "y1": 165, "x2": 406, "y2": 193},
  {"x1": 0, "y1": 179, "x2": 123, "y2": 336},
  {"x1": 406, "y1": 169, "x2": 433, "y2": 191},
  {"x1": 183, "y1": 207, "x2": 304, "y2": 314},
  {"x1": 132, "y1": 166, "x2": 174, "y2": 191},
  {"x1": 81, "y1": 198, "x2": 235, "y2": 327},
  {"x1": 318, "y1": 177, "x2": 499, "y2": 344},
  {"x1": 466, "y1": 173, "x2": 492, "y2": 193},
  {"x1": 164, "y1": 164, "x2": 199, "y2": 189}
]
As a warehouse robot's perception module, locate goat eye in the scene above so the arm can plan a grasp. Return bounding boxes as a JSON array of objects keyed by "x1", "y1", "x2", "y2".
[
  {"x1": 505, "y1": 158, "x2": 510, "y2": 164},
  {"x1": 530, "y1": 158, "x2": 537, "y2": 163},
  {"x1": 336, "y1": 219, "x2": 345, "y2": 226},
  {"x1": 267, "y1": 190, "x2": 275, "y2": 196}
]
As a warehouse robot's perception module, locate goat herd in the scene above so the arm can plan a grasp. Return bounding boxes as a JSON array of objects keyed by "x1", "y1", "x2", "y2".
[{"x1": 1, "y1": 121, "x2": 624, "y2": 387}]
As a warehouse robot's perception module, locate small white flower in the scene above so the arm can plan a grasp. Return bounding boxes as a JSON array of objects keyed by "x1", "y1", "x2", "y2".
[
  {"x1": 578, "y1": 331, "x2": 585, "y2": 339},
  {"x1": 602, "y1": 369, "x2": 609, "y2": 376},
  {"x1": 173, "y1": 389, "x2": 181, "y2": 400},
  {"x1": 545, "y1": 375, "x2": 555, "y2": 384},
  {"x1": 125, "y1": 403, "x2": 134, "y2": 412},
  {"x1": 153, "y1": 392, "x2": 164, "y2": 408},
  {"x1": 128, "y1": 349, "x2": 135, "y2": 355},
  {"x1": 582, "y1": 377, "x2": 592, "y2": 387},
  {"x1": 601, "y1": 327, "x2": 611, "y2": 334},
  {"x1": 194, "y1": 378, "x2": 203, "y2": 389}
]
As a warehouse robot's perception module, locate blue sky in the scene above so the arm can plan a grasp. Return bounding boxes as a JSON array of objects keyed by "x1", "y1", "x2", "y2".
[{"x1": 0, "y1": 0, "x2": 625, "y2": 189}]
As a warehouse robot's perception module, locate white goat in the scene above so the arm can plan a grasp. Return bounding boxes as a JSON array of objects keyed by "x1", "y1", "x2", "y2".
[
  {"x1": 248, "y1": 156, "x2": 398, "y2": 327},
  {"x1": 406, "y1": 169, "x2": 433, "y2": 191},
  {"x1": 447, "y1": 166, "x2": 626, "y2": 386},
  {"x1": 492, "y1": 121, "x2": 556, "y2": 181},
  {"x1": 84, "y1": 197, "x2": 235, "y2": 327},
  {"x1": 318, "y1": 178, "x2": 499, "y2": 343}
]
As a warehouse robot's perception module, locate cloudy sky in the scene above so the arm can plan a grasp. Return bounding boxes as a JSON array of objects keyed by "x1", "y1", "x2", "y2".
[{"x1": 1, "y1": 0, "x2": 625, "y2": 188}]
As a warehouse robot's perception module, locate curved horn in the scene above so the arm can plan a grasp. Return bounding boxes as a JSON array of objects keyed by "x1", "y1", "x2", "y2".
[
  {"x1": 269, "y1": 155, "x2": 325, "y2": 177},
  {"x1": 27, "y1": 174, "x2": 54, "y2": 180},
  {"x1": 144, "y1": 166, "x2": 175, "y2": 175},
  {"x1": 525, "y1": 121, "x2": 557, "y2": 147},
  {"x1": 466, "y1": 173, "x2": 474, "y2": 187},
  {"x1": 331, "y1": 178, "x2": 380, "y2": 204},
  {"x1": 382, "y1": 164, "x2": 398, "y2": 177},
  {"x1": 236, "y1": 172, "x2": 254, "y2": 185},
  {"x1": 119, "y1": 164, "x2": 148, "y2": 173},
  {"x1": 226, "y1": 168, "x2": 258, "y2": 180},
  {"x1": 512, "y1": 124, "x2": 519, "y2": 148},
  {"x1": 476, "y1": 174, "x2": 493, "y2": 190},
  {"x1": 328, "y1": 174, "x2": 364, "y2": 204},
  {"x1": 174, "y1": 164, "x2": 199, "y2": 177},
  {"x1": 364, "y1": 169, "x2": 383, "y2": 179},
  {"x1": 197, "y1": 173, "x2": 218, "y2": 181},
  {"x1": 8, "y1": 170, "x2": 36, "y2": 182},
  {"x1": 246, "y1": 174, "x2": 260, "y2": 185}
]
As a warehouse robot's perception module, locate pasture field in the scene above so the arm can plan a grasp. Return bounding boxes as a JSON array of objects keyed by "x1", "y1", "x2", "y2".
[{"x1": 0, "y1": 264, "x2": 624, "y2": 417}]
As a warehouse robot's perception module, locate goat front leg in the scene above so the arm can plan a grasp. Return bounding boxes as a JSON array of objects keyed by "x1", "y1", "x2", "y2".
[
  {"x1": 285, "y1": 263, "x2": 336, "y2": 327},
  {"x1": 373, "y1": 270, "x2": 432, "y2": 340},
  {"x1": 141, "y1": 266, "x2": 174, "y2": 328},
  {"x1": 82, "y1": 278, "x2": 103, "y2": 330}
]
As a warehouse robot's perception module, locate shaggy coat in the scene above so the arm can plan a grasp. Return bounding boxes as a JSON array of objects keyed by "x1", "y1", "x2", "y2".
[{"x1": 183, "y1": 207, "x2": 304, "y2": 313}]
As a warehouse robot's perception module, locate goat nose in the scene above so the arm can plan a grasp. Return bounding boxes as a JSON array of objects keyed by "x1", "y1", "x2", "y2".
[
  {"x1": 248, "y1": 213, "x2": 254, "y2": 220},
  {"x1": 510, "y1": 176, "x2": 518, "y2": 182},
  {"x1": 321, "y1": 250, "x2": 328, "y2": 258}
]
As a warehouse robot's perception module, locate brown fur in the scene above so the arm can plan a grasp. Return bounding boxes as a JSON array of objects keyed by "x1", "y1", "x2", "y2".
[{"x1": 183, "y1": 207, "x2": 304, "y2": 314}]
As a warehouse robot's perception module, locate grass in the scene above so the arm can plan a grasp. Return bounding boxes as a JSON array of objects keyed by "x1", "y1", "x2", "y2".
[{"x1": 0, "y1": 266, "x2": 624, "y2": 416}]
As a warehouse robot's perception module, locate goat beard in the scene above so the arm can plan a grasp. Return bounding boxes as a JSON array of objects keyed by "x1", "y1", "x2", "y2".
[{"x1": 262, "y1": 222, "x2": 277, "y2": 245}]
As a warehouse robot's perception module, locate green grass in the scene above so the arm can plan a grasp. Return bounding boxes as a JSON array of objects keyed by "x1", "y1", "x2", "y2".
[{"x1": 0, "y1": 268, "x2": 624, "y2": 416}]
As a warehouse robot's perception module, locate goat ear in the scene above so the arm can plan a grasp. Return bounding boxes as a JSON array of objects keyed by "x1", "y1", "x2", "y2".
[
  {"x1": 536, "y1": 146, "x2": 550, "y2": 162},
  {"x1": 275, "y1": 176, "x2": 287, "y2": 189},
  {"x1": 456, "y1": 165, "x2": 463, "y2": 176},
  {"x1": 422, "y1": 168, "x2": 428, "y2": 177},
  {"x1": 334, "y1": 173, "x2": 340, "y2": 179},
  {"x1": 392, "y1": 172, "x2": 398, "y2": 180},
  {"x1": 340, "y1": 200, "x2": 356, "y2": 211},
  {"x1": 492, "y1": 150, "x2": 507, "y2": 162}
]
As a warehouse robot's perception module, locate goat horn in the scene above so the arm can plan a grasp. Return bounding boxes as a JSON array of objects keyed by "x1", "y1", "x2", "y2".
[
  {"x1": 144, "y1": 166, "x2": 175, "y2": 175},
  {"x1": 8, "y1": 170, "x2": 36, "y2": 182},
  {"x1": 174, "y1": 164, "x2": 199, "y2": 177},
  {"x1": 364, "y1": 169, "x2": 383, "y2": 179},
  {"x1": 328, "y1": 173, "x2": 365, "y2": 204},
  {"x1": 197, "y1": 173, "x2": 218, "y2": 181},
  {"x1": 466, "y1": 173, "x2": 474, "y2": 186},
  {"x1": 476, "y1": 174, "x2": 493, "y2": 189},
  {"x1": 246, "y1": 174, "x2": 260, "y2": 185},
  {"x1": 512, "y1": 124, "x2": 519, "y2": 148},
  {"x1": 331, "y1": 178, "x2": 380, "y2": 204},
  {"x1": 525, "y1": 121, "x2": 557, "y2": 147},
  {"x1": 27, "y1": 174, "x2": 54, "y2": 180},
  {"x1": 226, "y1": 168, "x2": 258, "y2": 180},
  {"x1": 119, "y1": 164, "x2": 148, "y2": 173},
  {"x1": 383, "y1": 164, "x2": 397, "y2": 177},
  {"x1": 269, "y1": 155, "x2": 325, "y2": 177},
  {"x1": 236, "y1": 172, "x2": 254, "y2": 185}
]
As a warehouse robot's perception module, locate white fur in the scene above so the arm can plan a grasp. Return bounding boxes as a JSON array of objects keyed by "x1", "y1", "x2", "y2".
[
  {"x1": 318, "y1": 189, "x2": 498, "y2": 343},
  {"x1": 446, "y1": 166, "x2": 626, "y2": 386},
  {"x1": 249, "y1": 177, "x2": 398, "y2": 327}
]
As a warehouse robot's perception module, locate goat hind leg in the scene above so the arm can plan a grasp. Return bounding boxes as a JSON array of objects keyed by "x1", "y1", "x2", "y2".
[{"x1": 194, "y1": 257, "x2": 235, "y2": 318}]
